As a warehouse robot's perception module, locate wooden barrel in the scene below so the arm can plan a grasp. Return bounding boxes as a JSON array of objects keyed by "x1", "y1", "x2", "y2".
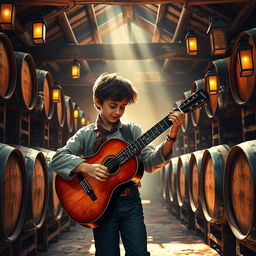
[
  {"x1": 230, "y1": 28, "x2": 256, "y2": 106},
  {"x1": 0, "y1": 32, "x2": 16, "y2": 100},
  {"x1": 167, "y1": 157, "x2": 179, "y2": 204},
  {"x1": 64, "y1": 95, "x2": 74, "y2": 133},
  {"x1": 35, "y1": 69, "x2": 55, "y2": 120},
  {"x1": 15, "y1": 146, "x2": 49, "y2": 231},
  {"x1": 191, "y1": 79, "x2": 209, "y2": 127},
  {"x1": 181, "y1": 90, "x2": 192, "y2": 132},
  {"x1": 200, "y1": 144, "x2": 230, "y2": 224},
  {"x1": 161, "y1": 164, "x2": 167, "y2": 202},
  {"x1": 176, "y1": 153, "x2": 191, "y2": 207},
  {"x1": 0, "y1": 143, "x2": 27, "y2": 243},
  {"x1": 188, "y1": 150, "x2": 204, "y2": 212},
  {"x1": 205, "y1": 58, "x2": 236, "y2": 118},
  {"x1": 15, "y1": 52, "x2": 38, "y2": 111},
  {"x1": 224, "y1": 140, "x2": 256, "y2": 242},
  {"x1": 35, "y1": 148, "x2": 63, "y2": 220}
]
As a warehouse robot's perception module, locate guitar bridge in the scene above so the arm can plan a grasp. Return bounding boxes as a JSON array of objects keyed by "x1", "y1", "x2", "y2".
[{"x1": 78, "y1": 173, "x2": 97, "y2": 201}]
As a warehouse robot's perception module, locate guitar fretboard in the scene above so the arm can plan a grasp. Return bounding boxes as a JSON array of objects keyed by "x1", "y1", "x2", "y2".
[
  {"x1": 114, "y1": 115, "x2": 172, "y2": 165},
  {"x1": 103, "y1": 89, "x2": 208, "y2": 169}
]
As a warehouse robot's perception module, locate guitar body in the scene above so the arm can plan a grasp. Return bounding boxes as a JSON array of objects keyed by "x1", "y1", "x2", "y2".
[{"x1": 55, "y1": 138, "x2": 143, "y2": 228}]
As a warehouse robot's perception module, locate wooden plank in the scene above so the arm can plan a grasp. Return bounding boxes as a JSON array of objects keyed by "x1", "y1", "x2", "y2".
[
  {"x1": 86, "y1": 5, "x2": 102, "y2": 43},
  {"x1": 16, "y1": 0, "x2": 252, "y2": 6},
  {"x1": 152, "y1": 4, "x2": 166, "y2": 43},
  {"x1": 29, "y1": 42, "x2": 211, "y2": 62},
  {"x1": 58, "y1": 12, "x2": 91, "y2": 72},
  {"x1": 162, "y1": 5, "x2": 193, "y2": 71},
  {"x1": 229, "y1": 2, "x2": 256, "y2": 36},
  {"x1": 55, "y1": 72, "x2": 196, "y2": 87}
]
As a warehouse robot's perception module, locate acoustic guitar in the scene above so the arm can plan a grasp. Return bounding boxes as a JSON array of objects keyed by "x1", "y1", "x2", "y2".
[{"x1": 55, "y1": 89, "x2": 209, "y2": 228}]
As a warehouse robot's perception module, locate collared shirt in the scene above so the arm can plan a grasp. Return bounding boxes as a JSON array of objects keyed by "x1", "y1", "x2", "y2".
[{"x1": 50, "y1": 120, "x2": 172, "y2": 181}]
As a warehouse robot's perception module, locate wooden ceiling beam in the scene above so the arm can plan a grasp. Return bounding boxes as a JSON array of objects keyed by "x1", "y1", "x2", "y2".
[
  {"x1": 54, "y1": 71, "x2": 195, "y2": 87},
  {"x1": 28, "y1": 42, "x2": 211, "y2": 62},
  {"x1": 99, "y1": 13, "x2": 125, "y2": 38},
  {"x1": 229, "y1": 2, "x2": 256, "y2": 36},
  {"x1": 122, "y1": 6, "x2": 134, "y2": 42},
  {"x1": 86, "y1": 5, "x2": 102, "y2": 43},
  {"x1": 16, "y1": 0, "x2": 251, "y2": 6},
  {"x1": 79, "y1": 13, "x2": 125, "y2": 45},
  {"x1": 152, "y1": 4, "x2": 166, "y2": 43},
  {"x1": 58, "y1": 12, "x2": 91, "y2": 72},
  {"x1": 162, "y1": 5, "x2": 193, "y2": 71}
]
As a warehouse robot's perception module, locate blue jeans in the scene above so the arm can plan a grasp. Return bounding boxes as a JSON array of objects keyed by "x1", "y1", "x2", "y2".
[{"x1": 93, "y1": 193, "x2": 150, "y2": 256}]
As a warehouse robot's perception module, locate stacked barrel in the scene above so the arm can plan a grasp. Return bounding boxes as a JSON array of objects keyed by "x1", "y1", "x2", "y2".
[
  {"x1": 0, "y1": 32, "x2": 86, "y2": 256},
  {"x1": 159, "y1": 27, "x2": 256, "y2": 256}
]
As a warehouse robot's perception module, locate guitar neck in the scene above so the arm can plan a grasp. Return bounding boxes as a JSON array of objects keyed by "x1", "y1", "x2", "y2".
[{"x1": 117, "y1": 115, "x2": 172, "y2": 165}]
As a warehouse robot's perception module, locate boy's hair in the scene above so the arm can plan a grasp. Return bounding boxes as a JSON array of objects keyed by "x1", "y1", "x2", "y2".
[{"x1": 93, "y1": 73, "x2": 138, "y2": 108}]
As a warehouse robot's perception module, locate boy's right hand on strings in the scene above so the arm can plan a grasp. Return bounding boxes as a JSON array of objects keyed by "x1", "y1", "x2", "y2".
[{"x1": 73, "y1": 162, "x2": 110, "y2": 181}]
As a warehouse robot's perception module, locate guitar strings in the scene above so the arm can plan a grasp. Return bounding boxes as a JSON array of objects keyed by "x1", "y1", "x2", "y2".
[
  {"x1": 104, "y1": 117, "x2": 172, "y2": 171},
  {"x1": 103, "y1": 92, "x2": 206, "y2": 170}
]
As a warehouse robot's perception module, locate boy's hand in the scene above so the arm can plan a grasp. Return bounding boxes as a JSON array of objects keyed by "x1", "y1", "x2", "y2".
[
  {"x1": 168, "y1": 111, "x2": 185, "y2": 138},
  {"x1": 73, "y1": 162, "x2": 110, "y2": 181}
]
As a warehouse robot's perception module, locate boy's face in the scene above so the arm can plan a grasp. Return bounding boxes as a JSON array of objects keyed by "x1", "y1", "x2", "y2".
[{"x1": 95, "y1": 98, "x2": 129, "y2": 125}]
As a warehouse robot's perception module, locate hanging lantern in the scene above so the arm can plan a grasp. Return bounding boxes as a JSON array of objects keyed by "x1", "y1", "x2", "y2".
[
  {"x1": 32, "y1": 18, "x2": 47, "y2": 44},
  {"x1": 0, "y1": 2, "x2": 15, "y2": 30},
  {"x1": 185, "y1": 30, "x2": 198, "y2": 56},
  {"x1": 52, "y1": 82, "x2": 62, "y2": 103},
  {"x1": 205, "y1": 65, "x2": 219, "y2": 95},
  {"x1": 73, "y1": 104, "x2": 79, "y2": 119},
  {"x1": 81, "y1": 117, "x2": 86, "y2": 126},
  {"x1": 207, "y1": 16, "x2": 227, "y2": 55},
  {"x1": 237, "y1": 37, "x2": 254, "y2": 77},
  {"x1": 72, "y1": 60, "x2": 80, "y2": 79}
]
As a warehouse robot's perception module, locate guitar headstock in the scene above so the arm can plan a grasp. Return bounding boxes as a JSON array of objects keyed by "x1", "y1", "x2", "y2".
[{"x1": 175, "y1": 89, "x2": 209, "y2": 113}]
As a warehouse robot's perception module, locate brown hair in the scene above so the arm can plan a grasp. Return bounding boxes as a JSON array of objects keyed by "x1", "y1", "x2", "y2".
[{"x1": 93, "y1": 73, "x2": 138, "y2": 108}]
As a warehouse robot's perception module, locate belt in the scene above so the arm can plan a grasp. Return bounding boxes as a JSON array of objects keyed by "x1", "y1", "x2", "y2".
[{"x1": 120, "y1": 186, "x2": 139, "y2": 197}]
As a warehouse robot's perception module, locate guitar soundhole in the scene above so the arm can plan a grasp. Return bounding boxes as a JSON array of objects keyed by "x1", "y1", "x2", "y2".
[{"x1": 104, "y1": 156, "x2": 120, "y2": 175}]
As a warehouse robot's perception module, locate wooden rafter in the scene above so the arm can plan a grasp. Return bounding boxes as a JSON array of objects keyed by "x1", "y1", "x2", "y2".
[
  {"x1": 122, "y1": 6, "x2": 134, "y2": 42},
  {"x1": 86, "y1": 5, "x2": 102, "y2": 43},
  {"x1": 16, "y1": 0, "x2": 252, "y2": 6},
  {"x1": 54, "y1": 71, "x2": 196, "y2": 87},
  {"x1": 99, "y1": 13, "x2": 125, "y2": 38},
  {"x1": 162, "y1": 5, "x2": 193, "y2": 71},
  {"x1": 58, "y1": 12, "x2": 90, "y2": 72},
  {"x1": 28, "y1": 42, "x2": 211, "y2": 62},
  {"x1": 133, "y1": 13, "x2": 172, "y2": 42},
  {"x1": 229, "y1": 2, "x2": 256, "y2": 36},
  {"x1": 152, "y1": 4, "x2": 166, "y2": 43}
]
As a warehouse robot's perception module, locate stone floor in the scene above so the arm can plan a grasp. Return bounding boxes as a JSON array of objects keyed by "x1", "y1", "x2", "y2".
[{"x1": 37, "y1": 193, "x2": 219, "y2": 256}]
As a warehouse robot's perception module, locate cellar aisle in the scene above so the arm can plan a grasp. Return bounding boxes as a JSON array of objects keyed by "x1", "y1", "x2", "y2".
[{"x1": 37, "y1": 193, "x2": 219, "y2": 256}]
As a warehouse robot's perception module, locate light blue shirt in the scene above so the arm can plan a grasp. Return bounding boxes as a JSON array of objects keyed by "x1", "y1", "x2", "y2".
[{"x1": 50, "y1": 121, "x2": 172, "y2": 180}]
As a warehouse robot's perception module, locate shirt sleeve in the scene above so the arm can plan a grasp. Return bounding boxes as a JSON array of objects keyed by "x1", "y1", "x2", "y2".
[
  {"x1": 128, "y1": 122, "x2": 172, "y2": 173},
  {"x1": 50, "y1": 127, "x2": 87, "y2": 180}
]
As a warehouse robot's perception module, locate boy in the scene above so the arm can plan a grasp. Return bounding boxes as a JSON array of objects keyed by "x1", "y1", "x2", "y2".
[{"x1": 51, "y1": 73, "x2": 184, "y2": 256}]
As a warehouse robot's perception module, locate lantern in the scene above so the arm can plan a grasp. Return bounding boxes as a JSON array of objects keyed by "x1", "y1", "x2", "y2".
[
  {"x1": 205, "y1": 65, "x2": 219, "y2": 95},
  {"x1": 185, "y1": 30, "x2": 197, "y2": 56},
  {"x1": 72, "y1": 60, "x2": 80, "y2": 79},
  {"x1": 237, "y1": 37, "x2": 254, "y2": 77},
  {"x1": 207, "y1": 16, "x2": 227, "y2": 55},
  {"x1": 0, "y1": 2, "x2": 15, "y2": 30},
  {"x1": 52, "y1": 82, "x2": 62, "y2": 103},
  {"x1": 73, "y1": 104, "x2": 79, "y2": 119},
  {"x1": 81, "y1": 117, "x2": 86, "y2": 126},
  {"x1": 32, "y1": 18, "x2": 47, "y2": 44}
]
